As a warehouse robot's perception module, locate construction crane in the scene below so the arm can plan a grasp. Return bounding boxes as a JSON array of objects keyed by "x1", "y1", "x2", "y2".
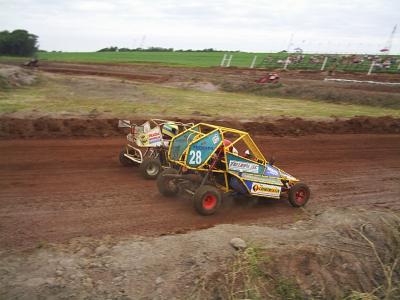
[{"x1": 380, "y1": 25, "x2": 397, "y2": 54}]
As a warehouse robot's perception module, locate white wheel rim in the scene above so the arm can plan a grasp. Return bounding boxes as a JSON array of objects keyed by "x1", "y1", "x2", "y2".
[{"x1": 147, "y1": 164, "x2": 159, "y2": 176}]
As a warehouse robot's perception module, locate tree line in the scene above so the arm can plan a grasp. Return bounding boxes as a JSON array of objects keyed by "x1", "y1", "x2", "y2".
[
  {"x1": 97, "y1": 46, "x2": 221, "y2": 52},
  {"x1": 0, "y1": 29, "x2": 38, "y2": 56}
]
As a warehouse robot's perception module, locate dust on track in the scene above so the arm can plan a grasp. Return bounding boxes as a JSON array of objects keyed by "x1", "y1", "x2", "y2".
[{"x1": 0, "y1": 134, "x2": 399, "y2": 249}]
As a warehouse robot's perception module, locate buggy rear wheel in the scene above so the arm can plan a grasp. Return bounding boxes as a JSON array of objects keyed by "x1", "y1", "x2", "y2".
[
  {"x1": 157, "y1": 168, "x2": 179, "y2": 197},
  {"x1": 193, "y1": 185, "x2": 222, "y2": 216},
  {"x1": 288, "y1": 183, "x2": 310, "y2": 207},
  {"x1": 139, "y1": 158, "x2": 162, "y2": 179}
]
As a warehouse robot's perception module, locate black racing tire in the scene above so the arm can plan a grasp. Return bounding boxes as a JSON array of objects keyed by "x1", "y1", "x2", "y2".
[
  {"x1": 193, "y1": 185, "x2": 222, "y2": 216},
  {"x1": 119, "y1": 148, "x2": 135, "y2": 167},
  {"x1": 139, "y1": 158, "x2": 162, "y2": 179},
  {"x1": 157, "y1": 168, "x2": 179, "y2": 197},
  {"x1": 288, "y1": 183, "x2": 310, "y2": 207}
]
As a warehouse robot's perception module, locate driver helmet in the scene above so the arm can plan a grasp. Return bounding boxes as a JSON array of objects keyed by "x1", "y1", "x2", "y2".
[
  {"x1": 222, "y1": 139, "x2": 238, "y2": 155},
  {"x1": 162, "y1": 122, "x2": 179, "y2": 139}
]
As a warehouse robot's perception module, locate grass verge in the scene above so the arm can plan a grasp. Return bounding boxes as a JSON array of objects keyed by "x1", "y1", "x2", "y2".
[
  {"x1": 1, "y1": 74, "x2": 399, "y2": 119},
  {"x1": 219, "y1": 81, "x2": 400, "y2": 109}
]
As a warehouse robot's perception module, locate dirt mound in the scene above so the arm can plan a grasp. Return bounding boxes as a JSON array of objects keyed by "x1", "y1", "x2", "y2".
[
  {"x1": 1, "y1": 209, "x2": 398, "y2": 299},
  {"x1": 0, "y1": 64, "x2": 38, "y2": 89},
  {"x1": 1, "y1": 116, "x2": 399, "y2": 139},
  {"x1": 196, "y1": 209, "x2": 400, "y2": 299},
  {"x1": 0, "y1": 117, "x2": 125, "y2": 138},
  {"x1": 219, "y1": 79, "x2": 400, "y2": 109},
  {"x1": 240, "y1": 116, "x2": 400, "y2": 135}
]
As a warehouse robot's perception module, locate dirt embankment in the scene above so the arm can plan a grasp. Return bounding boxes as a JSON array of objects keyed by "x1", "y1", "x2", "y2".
[
  {"x1": 1, "y1": 209, "x2": 399, "y2": 300},
  {"x1": 16, "y1": 61, "x2": 400, "y2": 83},
  {"x1": 0, "y1": 64, "x2": 38, "y2": 88},
  {"x1": 1, "y1": 116, "x2": 399, "y2": 138}
]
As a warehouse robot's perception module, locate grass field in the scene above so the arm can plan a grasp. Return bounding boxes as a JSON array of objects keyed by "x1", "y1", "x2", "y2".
[
  {"x1": 1, "y1": 74, "x2": 399, "y2": 119},
  {"x1": 37, "y1": 51, "x2": 263, "y2": 67},
  {"x1": 1, "y1": 51, "x2": 399, "y2": 73}
]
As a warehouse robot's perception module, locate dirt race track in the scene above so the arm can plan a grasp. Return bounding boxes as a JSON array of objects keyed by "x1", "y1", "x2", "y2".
[{"x1": 1, "y1": 134, "x2": 399, "y2": 249}]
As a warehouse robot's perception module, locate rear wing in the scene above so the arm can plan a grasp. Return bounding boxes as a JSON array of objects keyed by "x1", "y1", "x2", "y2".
[{"x1": 118, "y1": 119, "x2": 194, "y2": 130}]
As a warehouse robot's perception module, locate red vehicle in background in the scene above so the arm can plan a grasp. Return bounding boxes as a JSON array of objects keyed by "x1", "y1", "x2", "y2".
[{"x1": 255, "y1": 72, "x2": 280, "y2": 84}]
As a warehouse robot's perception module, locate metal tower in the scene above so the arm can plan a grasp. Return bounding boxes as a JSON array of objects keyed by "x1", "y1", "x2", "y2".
[{"x1": 380, "y1": 25, "x2": 397, "y2": 54}]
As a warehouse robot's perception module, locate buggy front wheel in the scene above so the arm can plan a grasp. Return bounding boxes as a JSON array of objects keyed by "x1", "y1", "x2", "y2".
[
  {"x1": 139, "y1": 158, "x2": 162, "y2": 179},
  {"x1": 157, "y1": 168, "x2": 179, "y2": 197},
  {"x1": 193, "y1": 185, "x2": 222, "y2": 216},
  {"x1": 288, "y1": 183, "x2": 310, "y2": 207},
  {"x1": 119, "y1": 148, "x2": 136, "y2": 167}
]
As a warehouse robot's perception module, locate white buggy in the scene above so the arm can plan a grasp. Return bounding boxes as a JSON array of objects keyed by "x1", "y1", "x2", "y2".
[{"x1": 118, "y1": 119, "x2": 193, "y2": 179}]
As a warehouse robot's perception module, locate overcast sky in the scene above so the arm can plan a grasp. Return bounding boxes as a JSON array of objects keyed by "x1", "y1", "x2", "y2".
[{"x1": 1, "y1": 0, "x2": 399, "y2": 54}]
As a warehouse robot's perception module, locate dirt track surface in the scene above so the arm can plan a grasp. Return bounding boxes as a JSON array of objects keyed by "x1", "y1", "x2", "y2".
[
  {"x1": 33, "y1": 61, "x2": 400, "y2": 83},
  {"x1": 1, "y1": 134, "x2": 399, "y2": 249}
]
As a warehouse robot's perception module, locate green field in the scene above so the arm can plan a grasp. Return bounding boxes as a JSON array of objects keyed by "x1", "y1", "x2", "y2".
[
  {"x1": 37, "y1": 51, "x2": 257, "y2": 67},
  {"x1": 2, "y1": 51, "x2": 399, "y2": 73}
]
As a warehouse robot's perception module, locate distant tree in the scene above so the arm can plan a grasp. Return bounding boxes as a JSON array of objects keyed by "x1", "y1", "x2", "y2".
[
  {"x1": 0, "y1": 29, "x2": 38, "y2": 56},
  {"x1": 146, "y1": 47, "x2": 173, "y2": 52},
  {"x1": 97, "y1": 46, "x2": 118, "y2": 52}
]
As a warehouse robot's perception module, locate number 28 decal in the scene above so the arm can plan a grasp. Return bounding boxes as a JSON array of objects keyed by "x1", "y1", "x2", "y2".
[{"x1": 188, "y1": 150, "x2": 202, "y2": 165}]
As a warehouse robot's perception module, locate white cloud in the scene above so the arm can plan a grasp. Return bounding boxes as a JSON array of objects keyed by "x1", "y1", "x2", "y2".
[{"x1": 0, "y1": 0, "x2": 398, "y2": 53}]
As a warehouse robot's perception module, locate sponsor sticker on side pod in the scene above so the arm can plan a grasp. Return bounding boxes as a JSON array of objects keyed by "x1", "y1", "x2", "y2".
[
  {"x1": 241, "y1": 173, "x2": 283, "y2": 186},
  {"x1": 229, "y1": 160, "x2": 260, "y2": 174},
  {"x1": 249, "y1": 182, "x2": 281, "y2": 198}
]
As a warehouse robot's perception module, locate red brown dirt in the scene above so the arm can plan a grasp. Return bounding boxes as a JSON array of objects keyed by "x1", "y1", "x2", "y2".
[
  {"x1": 27, "y1": 61, "x2": 400, "y2": 84},
  {"x1": 1, "y1": 116, "x2": 399, "y2": 139},
  {"x1": 1, "y1": 134, "x2": 399, "y2": 249}
]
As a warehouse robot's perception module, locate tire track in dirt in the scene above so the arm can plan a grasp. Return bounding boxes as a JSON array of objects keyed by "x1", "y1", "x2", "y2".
[{"x1": 0, "y1": 134, "x2": 399, "y2": 249}]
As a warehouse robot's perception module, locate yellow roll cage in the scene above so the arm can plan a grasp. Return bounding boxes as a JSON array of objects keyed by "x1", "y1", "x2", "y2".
[{"x1": 168, "y1": 123, "x2": 273, "y2": 192}]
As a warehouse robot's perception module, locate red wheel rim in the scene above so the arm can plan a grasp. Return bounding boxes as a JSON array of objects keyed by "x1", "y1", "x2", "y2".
[
  {"x1": 295, "y1": 188, "x2": 307, "y2": 205},
  {"x1": 203, "y1": 194, "x2": 217, "y2": 210}
]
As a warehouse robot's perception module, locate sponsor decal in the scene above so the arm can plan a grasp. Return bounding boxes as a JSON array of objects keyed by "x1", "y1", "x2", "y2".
[
  {"x1": 229, "y1": 160, "x2": 259, "y2": 174},
  {"x1": 264, "y1": 165, "x2": 280, "y2": 177},
  {"x1": 212, "y1": 134, "x2": 220, "y2": 145},
  {"x1": 192, "y1": 145, "x2": 215, "y2": 151},
  {"x1": 148, "y1": 132, "x2": 161, "y2": 138},
  {"x1": 138, "y1": 132, "x2": 162, "y2": 145},
  {"x1": 241, "y1": 173, "x2": 283, "y2": 186},
  {"x1": 251, "y1": 183, "x2": 281, "y2": 198},
  {"x1": 148, "y1": 135, "x2": 162, "y2": 143},
  {"x1": 139, "y1": 134, "x2": 148, "y2": 144}
]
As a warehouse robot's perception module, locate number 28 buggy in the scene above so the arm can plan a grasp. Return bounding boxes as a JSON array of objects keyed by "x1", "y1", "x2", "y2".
[
  {"x1": 118, "y1": 119, "x2": 193, "y2": 179},
  {"x1": 157, "y1": 123, "x2": 310, "y2": 215}
]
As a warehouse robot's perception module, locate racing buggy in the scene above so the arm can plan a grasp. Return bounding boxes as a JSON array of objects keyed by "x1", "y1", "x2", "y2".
[
  {"x1": 118, "y1": 119, "x2": 193, "y2": 179},
  {"x1": 157, "y1": 123, "x2": 310, "y2": 215}
]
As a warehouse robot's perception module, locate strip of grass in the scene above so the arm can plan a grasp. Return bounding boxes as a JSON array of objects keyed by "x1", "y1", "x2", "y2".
[
  {"x1": 0, "y1": 75, "x2": 399, "y2": 119},
  {"x1": 36, "y1": 52, "x2": 400, "y2": 73},
  {"x1": 2, "y1": 52, "x2": 399, "y2": 73},
  {"x1": 40, "y1": 52, "x2": 251, "y2": 67},
  {"x1": 219, "y1": 81, "x2": 400, "y2": 109}
]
